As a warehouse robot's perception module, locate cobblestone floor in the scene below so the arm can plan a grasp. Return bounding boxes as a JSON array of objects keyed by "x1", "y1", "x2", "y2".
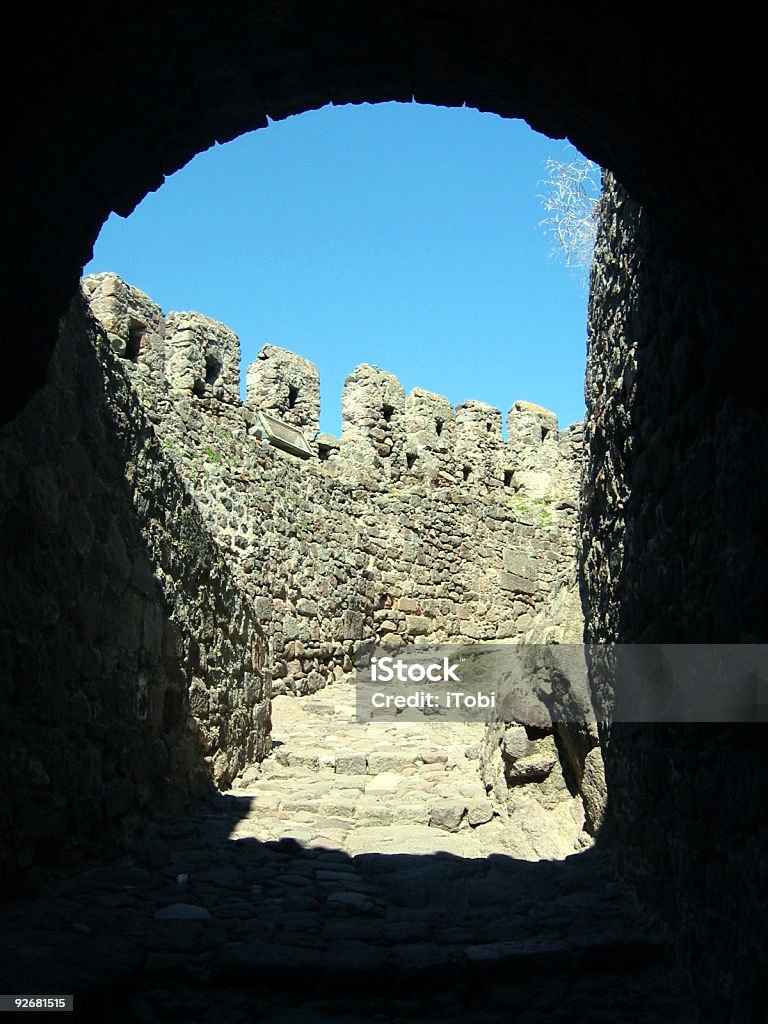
[
  {"x1": 232, "y1": 680, "x2": 588, "y2": 861},
  {"x1": 0, "y1": 683, "x2": 695, "y2": 1022}
]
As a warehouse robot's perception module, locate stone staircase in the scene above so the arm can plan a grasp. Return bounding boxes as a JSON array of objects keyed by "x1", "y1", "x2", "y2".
[{"x1": 232, "y1": 679, "x2": 588, "y2": 862}]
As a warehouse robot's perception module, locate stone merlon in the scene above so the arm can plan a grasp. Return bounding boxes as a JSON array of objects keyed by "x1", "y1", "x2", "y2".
[{"x1": 245, "y1": 344, "x2": 321, "y2": 438}]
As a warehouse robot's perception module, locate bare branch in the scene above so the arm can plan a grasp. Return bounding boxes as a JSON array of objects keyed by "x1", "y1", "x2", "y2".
[{"x1": 538, "y1": 150, "x2": 602, "y2": 285}]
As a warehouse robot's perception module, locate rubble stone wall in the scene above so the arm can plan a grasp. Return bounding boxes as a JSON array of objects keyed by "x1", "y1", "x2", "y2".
[
  {"x1": 582, "y1": 173, "x2": 768, "y2": 1020},
  {"x1": 84, "y1": 273, "x2": 586, "y2": 702},
  {"x1": 0, "y1": 268, "x2": 595, "y2": 893},
  {"x1": 0, "y1": 295, "x2": 269, "y2": 894}
]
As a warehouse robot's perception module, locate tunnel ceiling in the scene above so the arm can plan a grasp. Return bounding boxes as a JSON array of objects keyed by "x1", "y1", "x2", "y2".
[{"x1": 2, "y1": 1, "x2": 765, "y2": 423}]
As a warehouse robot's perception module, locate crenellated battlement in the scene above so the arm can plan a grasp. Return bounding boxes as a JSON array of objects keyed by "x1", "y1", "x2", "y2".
[
  {"x1": 82, "y1": 272, "x2": 582, "y2": 498},
  {"x1": 78, "y1": 270, "x2": 584, "y2": 705}
]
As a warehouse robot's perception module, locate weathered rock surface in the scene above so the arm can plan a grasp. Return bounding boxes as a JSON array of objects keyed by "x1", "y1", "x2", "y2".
[{"x1": 0, "y1": 272, "x2": 603, "y2": 913}]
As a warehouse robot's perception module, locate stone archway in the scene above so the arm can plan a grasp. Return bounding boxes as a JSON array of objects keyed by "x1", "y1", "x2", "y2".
[
  {"x1": 2, "y1": 4, "x2": 767, "y2": 1018},
  {"x1": 2, "y1": 3, "x2": 761, "y2": 421}
]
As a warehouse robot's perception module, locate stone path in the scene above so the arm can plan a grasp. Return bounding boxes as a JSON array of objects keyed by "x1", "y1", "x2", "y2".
[
  {"x1": 0, "y1": 683, "x2": 694, "y2": 1022},
  {"x1": 231, "y1": 680, "x2": 588, "y2": 862}
]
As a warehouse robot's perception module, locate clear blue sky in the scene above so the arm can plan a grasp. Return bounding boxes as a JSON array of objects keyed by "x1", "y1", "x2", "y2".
[{"x1": 85, "y1": 101, "x2": 590, "y2": 437}]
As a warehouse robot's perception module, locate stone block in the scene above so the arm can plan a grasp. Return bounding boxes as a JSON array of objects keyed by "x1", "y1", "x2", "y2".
[
  {"x1": 367, "y1": 750, "x2": 418, "y2": 773},
  {"x1": 495, "y1": 619, "x2": 519, "y2": 640},
  {"x1": 354, "y1": 796, "x2": 398, "y2": 826},
  {"x1": 336, "y1": 753, "x2": 367, "y2": 775},
  {"x1": 342, "y1": 609, "x2": 364, "y2": 639},
  {"x1": 282, "y1": 616, "x2": 299, "y2": 642},
  {"x1": 428, "y1": 800, "x2": 466, "y2": 832},
  {"x1": 466, "y1": 798, "x2": 494, "y2": 826},
  {"x1": 253, "y1": 597, "x2": 273, "y2": 620},
  {"x1": 498, "y1": 570, "x2": 538, "y2": 595},
  {"x1": 287, "y1": 750, "x2": 320, "y2": 770},
  {"x1": 365, "y1": 770, "x2": 402, "y2": 793},
  {"x1": 154, "y1": 904, "x2": 212, "y2": 921},
  {"x1": 505, "y1": 750, "x2": 556, "y2": 783},
  {"x1": 503, "y1": 550, "x2": 538, "y2": 581},
  {"x1": 326, "y1": 892, "x2": 377, "y2": 914},
  {"x1": 405, "y1": 615, "x2": 431, "y2": 635},
  {"x1": 581, "y1": 746, "x2": 607, "y2": 835},
  {"x1": 501, "y1": 725, "x2": 534, "y2": 761}
]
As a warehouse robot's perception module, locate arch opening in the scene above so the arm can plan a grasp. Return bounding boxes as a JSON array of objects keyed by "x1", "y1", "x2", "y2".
[
  {"x1": 2, "y1": 9, "x2": 763, "y2": 1017},
  {"x1": 78, "y1": 102, "x2": 601, "y2": 864}
]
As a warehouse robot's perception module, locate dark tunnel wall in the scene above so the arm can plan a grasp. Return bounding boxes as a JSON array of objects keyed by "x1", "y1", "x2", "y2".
[
  {"x1": 583, "y1": 174, "x2": 768, "y2": 1020},
  {"x1": 1, "y1": 3, "x2": 767, "y2": 1020}
]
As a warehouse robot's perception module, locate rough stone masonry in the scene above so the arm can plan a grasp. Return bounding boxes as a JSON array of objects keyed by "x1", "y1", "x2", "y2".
[
  {"x1": 84, "y1": 272, "x2": 603, "y2": 828},
  {"x1": 84, "y1": 272, "x2": 585, "y2": 672},
  {"x1": 0, "y1": 269, "x2": 603, "y2": 895},
  {"x1": 2, "y1": 10, "x2": 766, "y2": 1017}
]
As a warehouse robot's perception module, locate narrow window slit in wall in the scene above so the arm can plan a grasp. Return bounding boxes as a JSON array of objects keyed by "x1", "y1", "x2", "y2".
[
  {"x1": 126, "y1": 324, "x2": 145, "y2": 362},
  {"x1": 206, "y1": 355, "x2": 222, "y2": 386}
]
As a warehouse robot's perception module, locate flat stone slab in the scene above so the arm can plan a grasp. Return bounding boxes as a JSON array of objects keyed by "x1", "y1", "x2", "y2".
[
  {"x1": 154, "y1": 903, "x2": 212, "y2": 921},
  {"x1": 365, "y1": 771, "x2": 403, "y2": 793},
  {"x1": 366, "y1": 750, "x2": 421, "y2": 773}
]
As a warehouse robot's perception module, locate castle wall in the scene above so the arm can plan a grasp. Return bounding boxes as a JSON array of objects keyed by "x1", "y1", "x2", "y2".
[
  {"x1": 165, "y1": 310, "x2": 241, "y2": 405},
  {"x1": 454, "y1": 400, "x2": 504, "y2": 485},
  {"x1": 5, "y1": 15, "x2": 767, "y2": 1018},
  {"x1": 507, "y1": 401, "x2": 564, "y2": 497},
  {"x1": 0, "y1": 268, "x2": 595, "y2": 893},
  {"x1": 582, "y1": 173, "x2": 768, "y2": 1018},
  {"x1": 0, "y1": 294, "x2": 269, "y2": 893},
  {"x1": 340, "y1": 364, "x2": 408, "y2": 481},
  {"x1": 84, "y1": 272, "x2": 167, "y2": 370},
  {"x1": 83, "y1": 274, "x2": 585, "y2": 704},
  {"x1": 69, "y1": 273, "x2": 599, "y2": 872}
]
